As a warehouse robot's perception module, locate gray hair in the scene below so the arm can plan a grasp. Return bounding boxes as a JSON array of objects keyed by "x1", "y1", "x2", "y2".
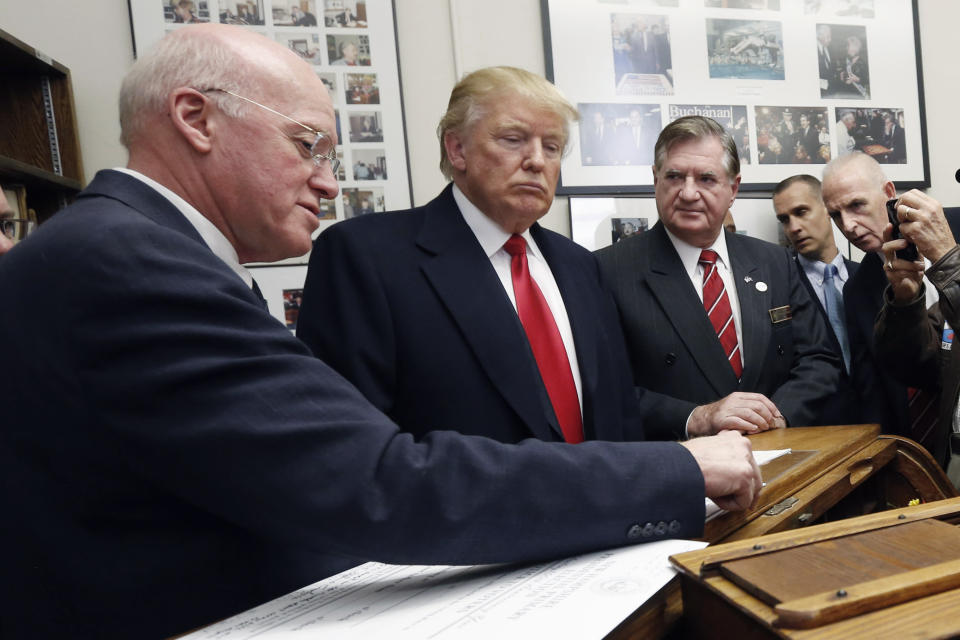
[
  {"x1": 653, "y1": 115, "x2": 740, "y2": 181},
  {"x1": 436, "y1": 66, "x2": 578, "y2": 180},
  {"x1": 119, "y1": 26, "x2": 262, "y2": 148},
  {"x1": 822, "y1": 151, "x2": 888, "y2": 190}
]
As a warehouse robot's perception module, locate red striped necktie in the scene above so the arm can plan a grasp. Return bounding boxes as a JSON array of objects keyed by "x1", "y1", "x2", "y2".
[
  {"x1": 503, "y1": 234, "x2": 584, "y2": 443},
  {"x1": 699, "y1": 249, "x2": 743, "y2": 379}
]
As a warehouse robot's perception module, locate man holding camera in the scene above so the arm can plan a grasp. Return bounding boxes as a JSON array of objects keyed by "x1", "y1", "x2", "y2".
[
  {"x1": 821, "y1": 151, "x2": 940, "y2": 449},
  {"x1": 874, "y1": 190, "x2": 960, "y2": 475}
]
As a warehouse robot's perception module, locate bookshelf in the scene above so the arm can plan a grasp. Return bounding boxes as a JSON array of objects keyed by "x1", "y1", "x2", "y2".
[{"x1": 0, "y1": 27, "x2": 83, "y2": 223}]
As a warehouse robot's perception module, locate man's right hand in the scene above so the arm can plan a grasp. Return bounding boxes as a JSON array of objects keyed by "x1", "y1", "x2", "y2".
[
  {"x1": 681, "y1": 430, "x2": 762, "y2": 511},
  {"x1": 880, "y1": 222, "x2": 925, "y2": 304},
  {"x1": 687, "y1": 392, "x2": 785, "y2": 436}
]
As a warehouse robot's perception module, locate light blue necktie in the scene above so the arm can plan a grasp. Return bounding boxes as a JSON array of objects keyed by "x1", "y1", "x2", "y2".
[{"x1": 822, "y1": 264, "x2": 850, "y2": 373}]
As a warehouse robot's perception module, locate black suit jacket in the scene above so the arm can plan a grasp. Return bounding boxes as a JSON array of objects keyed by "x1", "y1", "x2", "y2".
[
  {"x1": 597, "y1": 223, "x2": 842, "y2": 436},
  {"x1": 794, "y1": 254, "x2": 862, "y2": 424},
  {"x1": 844, "y1": 251, "x2": 912, "y2": 435},
  {"x1": 297, "y1": 184, "x2": 646, "y2": 444},
  {"x1": 0, "y1": 172, "x2": 706, "y2": 639}
]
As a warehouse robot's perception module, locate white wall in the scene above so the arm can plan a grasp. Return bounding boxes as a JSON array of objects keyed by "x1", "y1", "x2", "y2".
[{"x1": 2, "y1": 0, "x2": 958, "y2": 241}]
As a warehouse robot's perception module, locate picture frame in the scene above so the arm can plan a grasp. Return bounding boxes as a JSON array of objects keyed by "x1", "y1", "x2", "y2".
[
  {"x1": 128, "y1": 0, "x2": 413, "y2": 268},
  {"x1": 542, "y1": 0, "x2": 929, "y2": 194},
  {"x1": 248, "y1": 265, "x2": 309, "y2": 329}
]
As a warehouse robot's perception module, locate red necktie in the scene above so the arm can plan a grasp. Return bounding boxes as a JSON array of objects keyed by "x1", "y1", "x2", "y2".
[
  {"x1": 503, "y1": 235, "x2": 584, "y2": 443},
  {"x1": 699, "y1": 249, "x2": 743, "y2": 379}
]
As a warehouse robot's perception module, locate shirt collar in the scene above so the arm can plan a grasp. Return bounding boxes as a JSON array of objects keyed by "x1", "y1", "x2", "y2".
[
  {"x1": 113, "y1": 167, "x2": 252, "y2": 288},
  {"x1": 797, "y1": 252, "x2": 848, "y2": 286},
  {"x1": 663, "y1": 224, "x2": 732, "y2": 279},
  {"x1": 452, "y1": 183, "x2": 543, "y2": 260}
]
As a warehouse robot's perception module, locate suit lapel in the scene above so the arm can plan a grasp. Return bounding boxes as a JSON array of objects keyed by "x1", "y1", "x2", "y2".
[
  {"x1": 728, "y1": 231, "x2": 769, "y2": 390},
  {"x1": 416, "y1": 189, "x2": 563, "y2": 441},
  {"x1": 646, "y1": 224, "x2": 739, "y2": 395}
]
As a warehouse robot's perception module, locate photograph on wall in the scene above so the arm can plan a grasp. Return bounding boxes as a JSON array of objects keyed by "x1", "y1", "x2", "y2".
[
  {"x1": 318, "y1": 199, "x2": 336, "y2": 220},
  {"x1": 323, "y1": 0, "x2": 368, "y2": 27},
  {"x1": 836, "y1": 107, "x2": 906, "y2": 163},
  {"x1": 272, "y1": 0, "x2": 319, "y2": 26},
  {"x1": 804, "y1": 0, "x2": 875, "y2": 18},
  {"x1": 611, "y1": 14, "x2": 673, "y2": 96},
  {"x1": 349, "y1": 111, "x2": 384, "y2": 143},
  {"x1": 351, "y1": 149, "x2": 386, "y2": 180},
  {"x1": 667, "y1": 105, "x2": 750, "y2": 165},
  {"x1": 611, "y1": 217, "x2": 649, "y2": 244},
  {"x1": 333, "y1": 109, "x2": 342, "y2": 142},
  {"x1": 342, "y1": 187, "x2": 385, "y2": 218},
  {"x1": 577, "y1": 103, "x2": 661, "y2": 167},
  {"x1": 276, "y1": 32, "x2": 323, "y2": 64},
  {"x1": 540, "y1": 0, "x2": 926, "y2": 191},
  {"x1": 817, "y1": 23, "x2": 870, "y2": 99},
  {"x1": 345, "y1": 73, "x2": 380, "y2": 104},
  {"x1": 755, "y1": 106, "x2": 830, "y2": 164},
  {"x1": 706, "y1": 19, "x2": 784, "y2": 80},
  {"x1": 705, "y1": 0, "x2": 780, "y2": 9},
  {"x1": 219, "y1": 0, "x2": 265, "y2": 24},
  {"x1": 282, "y1": 288, "x2": 304, "y2": 329},
  {"x1": 327, "y1": 34, "x2": 370, "y2": 66},
  {"x1": 316, "y1": 72, "x2": 337, "y2": 100},
  {"x1": 164, "y1": 0, "x2": 210, "y2": 23}
]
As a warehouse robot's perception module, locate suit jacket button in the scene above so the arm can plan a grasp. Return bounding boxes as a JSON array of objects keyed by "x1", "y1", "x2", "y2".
[
  {"x1": 654, "y1": 521, "x2": 668, "y2": 536},
  {"x1": 642, "y1": 522, "x2": 656, "y2": 537},
  {"x1": 777, "y1": 345, "x2": 784, "y2": 355},
  {"x1": 627, "y1": 524, "x2": 643, "y2": 540},
  {"x1": 665, "y1": 353, "x2": 677, "y2": 365},
  {"x1": 668, "y1": 520, "x2": 681, "y2": 534}
]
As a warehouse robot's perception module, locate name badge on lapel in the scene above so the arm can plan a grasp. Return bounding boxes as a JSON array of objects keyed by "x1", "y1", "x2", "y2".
[{"x1": 769, "y1": 305, "x2": 792, "y2": 324}]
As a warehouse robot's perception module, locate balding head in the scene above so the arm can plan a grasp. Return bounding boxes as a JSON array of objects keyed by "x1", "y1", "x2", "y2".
[
  {"x1": 821, "y1": 151, "x2": 895, "y2": 253},
  {"x1": 118, "y1": 24, "x2": 339, "y2": 264},
  {"x1": 823, "y1": 151, "x2": 888, "y2": 191},
  {"x1": 120, "y1": 24, "x2": 315, "y2": 149}
]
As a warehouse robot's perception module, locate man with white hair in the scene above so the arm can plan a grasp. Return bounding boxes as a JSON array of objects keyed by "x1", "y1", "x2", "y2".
[{"x1": 0, "y1": 25, "x2": 760, "y2": 640}]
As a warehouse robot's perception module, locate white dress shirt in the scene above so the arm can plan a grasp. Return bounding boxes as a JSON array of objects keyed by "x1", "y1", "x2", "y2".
[{"x1": 452, "y1": 184, "x2": 583, "y2": 411}]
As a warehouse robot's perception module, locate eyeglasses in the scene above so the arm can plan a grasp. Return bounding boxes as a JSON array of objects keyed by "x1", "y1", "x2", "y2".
[
  {"x1": 1, "y1": 218, "x2": 35, "y2": 241},
  {"x1": 200, "y1": 88, "x2": 341, "y2": 175}
]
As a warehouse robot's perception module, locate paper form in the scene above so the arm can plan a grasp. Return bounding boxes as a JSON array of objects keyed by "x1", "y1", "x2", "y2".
[{"x1": 180, "y1": 538, "x2": 707, "y2": 639}]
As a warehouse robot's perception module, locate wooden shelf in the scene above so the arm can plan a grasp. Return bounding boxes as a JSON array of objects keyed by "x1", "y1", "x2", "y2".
[{"x1": 0, "y1": 26, "x2": 83, "y2": 223}]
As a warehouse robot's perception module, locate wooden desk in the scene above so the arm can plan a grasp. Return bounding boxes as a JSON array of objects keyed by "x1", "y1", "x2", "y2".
[
  {"x1": 671, "y1": 497, "x2": 960, "y2": 638},
  {"x1": 707, "y1": 424, "x2": 955, "y2": 543},
  {"x1": 606, "y1": 425, "x2": 957, "y2": 639}
]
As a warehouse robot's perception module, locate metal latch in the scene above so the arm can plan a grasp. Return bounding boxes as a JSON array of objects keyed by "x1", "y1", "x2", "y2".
[{"x1": 763, "y1": 496, "x2": 799, "y2": 516}]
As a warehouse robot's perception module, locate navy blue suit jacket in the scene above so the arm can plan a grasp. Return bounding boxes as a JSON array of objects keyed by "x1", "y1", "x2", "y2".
[
  {"x1": 597, "y1": 223, "x2": 842, "y2": 435},
  {"x1": 0, "y1": 172, "x2": 706, "y2": 639},
  {"x1": 794, "y1": 254, "x2": 863, "y2": 425},
  {"x1": 297, "y1": 185, "x2": 645, "y2": 443}
]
